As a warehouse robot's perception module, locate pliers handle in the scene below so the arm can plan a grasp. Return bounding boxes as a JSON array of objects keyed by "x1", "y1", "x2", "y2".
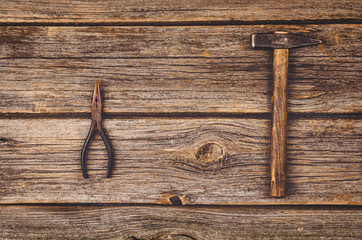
[{"x1": 81, "y1": 80, "x2": 113, "y2": 178}]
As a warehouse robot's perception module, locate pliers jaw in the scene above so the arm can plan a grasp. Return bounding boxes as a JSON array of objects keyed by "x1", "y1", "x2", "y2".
[{"x1": 91, "y1": 80, "x2": 102, "y2": 128}]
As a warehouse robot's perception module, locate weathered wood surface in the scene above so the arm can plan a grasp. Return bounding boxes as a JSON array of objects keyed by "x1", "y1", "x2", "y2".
[
  {"x1": 0, "y1": 0, "x2": 360, "y2": 23},
  {"x1": 0, "y1": 205, "x2": 361, "y2": 239},
  {"x1": 1, "y1": 25, "x2": 359, "y2": 58},
  {"x1": 0, "y1": 0, "x2": 360, "y2": 239},
  {"x1": 0, "y1": 118, "x2": 360, "y2": 204},
  {"x1": 0, "y1": 25, "x2": 361, "y2": 114}
]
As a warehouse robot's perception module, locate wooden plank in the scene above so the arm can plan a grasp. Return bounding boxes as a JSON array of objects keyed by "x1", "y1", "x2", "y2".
[
  {"x1": 1, "y1": 58, "x2": 359, "y2": 114},
  {"x1": 0, "y1": 205, "x2": 361, "y2": 239},
  {"x1": 0, "y1": 25, "x2": 361, "y2": 114},
  {"x1": 0, "y1": 118, "x2": 360, "y2": 204},
  {"x1": 0, "y1": 25, "x2": 360, "y2": 58},
  {"x1": 0, "y1": 0, "x2": 360, "y2": 23}
]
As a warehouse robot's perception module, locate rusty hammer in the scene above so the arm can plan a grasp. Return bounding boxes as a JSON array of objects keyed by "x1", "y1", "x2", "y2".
[{"x1": 251, "y1": 32, "x2": 321, "y2": 197}]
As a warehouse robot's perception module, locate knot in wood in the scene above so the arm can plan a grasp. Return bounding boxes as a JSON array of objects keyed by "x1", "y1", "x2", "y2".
[
  {"x1": 151, "y1": 233, "x2": 198, "y2": 240},
  {"x1": 155, "y1": 234, "x2": 197, "y2": 240},
  {"x1": 174, "y1": 141, "x2": 228, "y2": 172},
  {"x1": 195, "y1": 142, "x2": 225, "y2": 163},
  {"x1": 129, "y1": 232, "x2": 198, "y2": 240}
]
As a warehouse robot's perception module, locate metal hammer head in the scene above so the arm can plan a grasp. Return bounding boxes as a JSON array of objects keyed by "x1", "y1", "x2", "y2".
[{"x1": 252, "y1": 32, "x2": 321, "y2": 49}]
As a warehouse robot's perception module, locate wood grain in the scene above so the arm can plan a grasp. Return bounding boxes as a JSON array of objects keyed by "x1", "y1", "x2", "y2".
[
  {"x1": 0, "y1": 0, "x2": 360, "y2": 23},
  {"x1": 0, "y1": 1, "x2": 360, "y2": 238},
  {"x1": 0, "y1": 25, "x2": 361, "y2": 114},
  {"x1": 270, "y1": 49, "x2": 289, "y2": 197},
  {"x1": 0, "y1": 25, "x2": 359, "y2": 58},
  {"x1": 0, "y1": 205, "x2": 361, "y2": 239},
  {"x1": 0, "y1": 118, "x2": 360, "y2": 204}
]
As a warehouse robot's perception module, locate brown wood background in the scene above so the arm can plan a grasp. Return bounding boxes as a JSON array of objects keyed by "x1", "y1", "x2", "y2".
[{"x1": 0, "y1": 1, "x2": 361, "y2": 239}]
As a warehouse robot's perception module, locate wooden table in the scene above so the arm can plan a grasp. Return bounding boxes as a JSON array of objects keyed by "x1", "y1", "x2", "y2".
[{"x1": 0, "y1": 1, "x2": 361, "y2": 239}]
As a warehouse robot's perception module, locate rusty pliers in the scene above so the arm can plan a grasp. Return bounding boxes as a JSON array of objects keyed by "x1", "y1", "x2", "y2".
[{"x1": 81, "y1": 80, "x2": 113, "y2": 178}]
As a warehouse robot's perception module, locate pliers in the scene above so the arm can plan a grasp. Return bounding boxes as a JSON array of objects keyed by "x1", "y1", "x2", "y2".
[{"x1": 81, "y1": 80, "x2": 113, "y2": 178}]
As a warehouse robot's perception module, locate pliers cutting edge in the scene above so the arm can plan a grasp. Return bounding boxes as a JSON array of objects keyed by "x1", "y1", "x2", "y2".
[{"x1": 81, "y1": 80, "x2": 113, "y2": 178}]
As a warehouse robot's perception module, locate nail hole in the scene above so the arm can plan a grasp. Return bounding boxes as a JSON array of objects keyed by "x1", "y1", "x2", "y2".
[
  {"x1": 0, "y1": 138, "x2": 16, "y2": 147},
  {"x1": 0, "y1": 138, "x2": 9, "y2": 143},
  {"x1": 169, "y1": 196, "x2": 183, "y2": 206}
]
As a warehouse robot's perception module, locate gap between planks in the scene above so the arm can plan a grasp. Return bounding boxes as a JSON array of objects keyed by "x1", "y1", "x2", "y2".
[
  {"x1": 0, "y1": 112, "x2": 360, "y2": 120},
  {"x1": 0, "y1": 19, "x2": 361, "y2": 27},
  {"x1": 1, "y1": 203, "x2": 362, "y2": 208}
]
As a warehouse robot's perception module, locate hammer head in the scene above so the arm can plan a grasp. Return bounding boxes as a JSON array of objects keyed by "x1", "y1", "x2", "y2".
[{"x1": 252, "y1": 33, "x2": 321, "y2": 49}]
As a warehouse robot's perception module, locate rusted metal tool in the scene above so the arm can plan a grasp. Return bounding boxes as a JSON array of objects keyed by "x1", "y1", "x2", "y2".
[
  {"x1": 251, "y1": 32, "x2": 321, "y2": 197},
  {"x1": 81, "y1": 80, "x2": 113, "y2": 178}
]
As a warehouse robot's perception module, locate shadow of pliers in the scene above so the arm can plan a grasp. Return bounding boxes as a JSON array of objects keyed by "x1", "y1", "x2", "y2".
[{"x1": 81, "y1": 80, "x2": 113, "y2": 178}]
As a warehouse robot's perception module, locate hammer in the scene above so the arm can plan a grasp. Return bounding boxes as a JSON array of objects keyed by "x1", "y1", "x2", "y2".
[{"x1": 251, "y1": 32, "x2": 321, "y2": 197}]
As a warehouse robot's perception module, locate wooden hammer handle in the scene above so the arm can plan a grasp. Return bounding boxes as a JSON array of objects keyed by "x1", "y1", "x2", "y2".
[{"x1": 270, "y1": 48, "x2": 289, "y2": 197}]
